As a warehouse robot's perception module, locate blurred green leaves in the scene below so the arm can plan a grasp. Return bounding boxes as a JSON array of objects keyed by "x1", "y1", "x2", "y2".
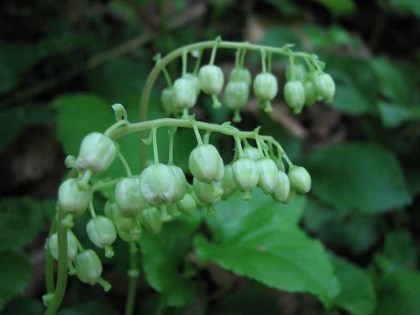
[
  {"x1": 374, "y1": 271, "x2": 420, "y2": 315},
  {"x1": 315, "y1": 0, "x2": 356, "y2": 16},
  {"x1": 141, "y1": 214, "x2": 201, "y2": 306},
  {"x1": 304, "y1": 143, "x2": 411, "y2": 214},
  {"x1": 0, "y1": 252, "x2": 32, "y2": 311},
  {"x1": 330, "y1": 255, "x2": 376, "y2": 315},
  {"x1": 195, "y1": 192, "x2": 340, "y2": 307},
  {"x1": 0, "y1": 198, "x2": 44, "y2": 252}
]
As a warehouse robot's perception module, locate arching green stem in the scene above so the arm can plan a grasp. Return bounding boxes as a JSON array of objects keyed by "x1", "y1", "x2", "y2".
[{"x1": 45, "y1": 206, "x2": 69, "y2": 315}]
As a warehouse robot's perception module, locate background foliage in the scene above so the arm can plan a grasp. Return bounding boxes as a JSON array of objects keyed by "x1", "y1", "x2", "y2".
[{"x1": 0, "y1": 0, "x2": 419, "y2": 314}]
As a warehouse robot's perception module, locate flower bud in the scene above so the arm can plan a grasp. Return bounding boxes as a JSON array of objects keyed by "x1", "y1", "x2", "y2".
[
  {"x1": 86, "y1": 215, "x2": 117, "y2": 258},
  {"x1": 229, "y1": 68, "x2": 252, "y2": 86},
  {"x1": 76, "y1": 132, "x2": 117, "y2": 174},
  {"x1": 242, "y1": 146, "x2": 263, "y2": 161},
  {"x1": 224, "y1": 81, "x2": 249, "y2": 110},
  {"x1": 253, "y1": 73, "x2": 278, "y2": 100},
  {"x1": 189, "y1": 144, "x2": 224, "y2": 184},
  {"x1": 161, "y1": 87, "x2": 178, "y2": 114},
  {"x1": 257, "y1": 158, "x2": 278, "y2": 194},
  {"x1": 169, "y1": 165, "x2": 187, "y2": 201},
  {"x1": 140, "y1": 207, "x2": 162, "y2": 233},
  {"x1": 176, "y1": 193, "x2": 197, "y2": 215},
  {"x1": 58, "y1": 178, "x2": 92, "y2": 216},
  {"x1": 183, "y1": 73, "x2": 201, "y2": 96},
  {"x1": 75, "y1": 249, "x2": 102, "y2": 285},
  {"x1": 284, "y1": 81, "x2": 306, "y2": 114},
  {"x1": 198, "y1": 65, "x2": 224, "y2": 95},
  {"x1": 115, "y1": 178, "x2": 145, "y2": 217},
  {"x1": 272, "y1": 171, "x2": 291, "y2": 203},
  {"x1": 139, "y1": 163, "x2": 180, "y2": 205},
  {"x1": 233, "y1": 158, "x2": 259, "y2": 200},
  {"x1": 193, "y1": 178, "x2": 223, "y2": 205},
  {"x1": 172, "y1": 77, "x2": 198, "y2": 109},
  {"x1": 285, "y1": 63, "x2": 306, "y2": 82},
  {"x1": 104, "y1": 201, "x2": 141, "y2": 242},
  {"x1": 288, "y1": 166, "x2": 311, "y2": 194},
  {"x1": 304, "y1": 79, "x2": 317, "y2": 106},
  {"x1": 314, "y1": 72, "x2": 335, "y2": 103},
  {"x1": 221, "y1": 164, "x2": 237, "y2": 199},
  {"x1": 48, "y1": 230, "x2": 79, "y2": 261}
]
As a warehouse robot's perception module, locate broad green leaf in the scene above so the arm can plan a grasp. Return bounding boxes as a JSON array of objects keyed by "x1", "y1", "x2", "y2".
[
  {"x1": 331, "y1": 255, "x2": 376, "y2": 315},
  {"x1": 304, "y1": 143, "x2": 411, "y2": 213},
  {"x1": 378, "y1": 101, "x2": 420, "y2": 127},
  {"x1": 0, "y1": 198, "x2": 44, "y2": 252},
  {"x1": 374, "y1": 271, "x2": 420, "y2": 315},
  {"x1": 55, "y1": 93, "x2": 114, "y2": 155},
  {"x1": 371, "y1": 58, "x2": 420, "y2": 105},
  {"x1": 304, "y1": 199, "x2": 381, "y2": 255},
  {"x1": 195, "y1": 191, "x2": 339, "y2": 307},
  {"x1": 0, "y1": 252, "x2": 32, "y2": 309},
  {"x1": 315, "y1": 0, "x2": 355, "y2": 16},
  {"x1": 140, "y1": 214, "x2": 201, "y2": 306},
  {"x1": 303, "y1": 198, "x2": 345, "y2": 234},
  {"x1": 325, "y1": 56, "x2": 378, "y2": 115},
  {"x1": 374, "y1": 230, "x2": 417, "y2": 274},
  {"x1": 330, "y1": 71, "x2": 374, "y2": 115}
]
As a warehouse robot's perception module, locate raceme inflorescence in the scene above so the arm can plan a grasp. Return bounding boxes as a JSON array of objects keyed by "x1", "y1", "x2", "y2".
[{"x1": 44, "y1": 38, "x2": 335, "y2": 315}]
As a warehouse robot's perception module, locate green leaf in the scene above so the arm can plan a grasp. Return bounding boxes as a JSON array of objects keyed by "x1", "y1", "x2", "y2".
[
  {"x1": 0, "y1": 252, "x2": 32, "y2": 309},
  {"x1": 371, "y1": 58, "x2": 420, "y2": 105},
  {"x1": 195, "y1": 191, "x2": 339, "y2": 307},
  {"x1": 330, "y1": 70, "x2": 374, "y2": 115},
  {"x1": 55, "y1": 93, "x2": 114, "y2": 155},
  {"x1": 374, "y1": 271, "x2": 420, "y2": 315},
  {"x1": 378, "y1": 101, "x2": 420, "y2": 127},
  {"x1": 325, "y1": 56, "x2": 378, "y2": 115},
  {"x1": 0, "y1": 198, "x2": 44, "y2": 252},
  {"x1": 304, "y1": 199, "x2": 382, "y2": 255},
  {"x1": 375, "y1": 230, "x2": 417, "y2": 274},
  {"x1": 304, "y1": 143, "x2": 411, "y2": 214},
  {"x1": 2, "y1": 298, "x2": 43, "y2": 315},
  {"x1": 331, "y1": 255, "x2": 376, "y2": 315},
  {"x1": 140, "y1": 214, "x2": 201, "y2": 306},
  {"x1": 315, "y1": 0, "x2": 356, "y2": 16}
]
